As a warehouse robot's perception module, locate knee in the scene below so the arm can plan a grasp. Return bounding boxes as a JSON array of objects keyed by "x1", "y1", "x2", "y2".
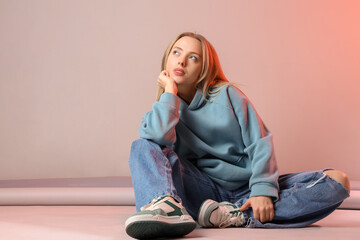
[
  {"x1": 131, "y1": 139, "x2": 159, "y2": 151},
  {"x1": 129, "y1": 139, "x2": 153, "y2": 162},
  {"x1": 131, "y1": 138, "x2": 151, "y2": 147},
  {"x1": 324, "y1": 169, "x2": 351, "y2": 193},
  {"x1": 129, "y1": 139, "x2": 163, "y2": 163}
]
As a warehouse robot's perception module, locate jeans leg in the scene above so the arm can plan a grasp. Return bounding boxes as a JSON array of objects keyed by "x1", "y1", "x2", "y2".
[
  {"x1": 241, "y1": 170, "x2": 350, "y2": 228},
  {"x1": 129, "y1": 139, "x2": 178, "y2": 211},
  {"x1": 128, "y1": 139, "x2": 222, "y2": 219}
]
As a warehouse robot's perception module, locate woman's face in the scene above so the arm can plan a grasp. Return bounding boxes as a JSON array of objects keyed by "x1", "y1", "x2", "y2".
[{"x1": 165, "y1": 36, "x2": 203, "y2": 90}]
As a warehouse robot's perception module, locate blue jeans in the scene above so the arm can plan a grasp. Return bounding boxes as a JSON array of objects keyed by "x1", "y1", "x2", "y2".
[{"x1": 128, "y1": 139, "x2": 349, "y2": 228}]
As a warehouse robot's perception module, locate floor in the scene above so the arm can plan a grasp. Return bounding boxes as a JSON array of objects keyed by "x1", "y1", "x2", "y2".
[
  {"x1": 0, "y1": 206, "x2": 359, "y2": 240},
  {"x1": 0, "y1": 177, "x2": 359, "y2": 239}
]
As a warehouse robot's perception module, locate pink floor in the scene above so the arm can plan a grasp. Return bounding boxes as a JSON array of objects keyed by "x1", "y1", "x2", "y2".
[
  {"x1": 0, "y1": 177, "x2": 359, "y2": 240},
  {"x1": 0, "y1": 206, "x2": 359, "y2": 240}
]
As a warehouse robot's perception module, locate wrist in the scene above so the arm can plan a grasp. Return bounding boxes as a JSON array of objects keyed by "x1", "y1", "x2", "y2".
[{"x1": 165, "y1": 84, "x2": 178, "y2": 95}]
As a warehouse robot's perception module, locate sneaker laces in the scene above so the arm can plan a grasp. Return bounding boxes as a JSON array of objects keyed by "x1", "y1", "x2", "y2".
[
  {"x1": 219, "y1": 210, "x2": 244, "y2": 228},
  {"x1": 213, "y1": 205, "x2": 244, "y2": 228},
  {"x1": 140, "y1": 196, "x2": 180, "y2": 212}
]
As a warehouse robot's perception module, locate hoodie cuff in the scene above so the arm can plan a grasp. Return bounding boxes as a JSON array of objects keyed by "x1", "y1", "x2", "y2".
[
  {"x1": 159, "y1": 92, "x2": 181, "y2": 110},
  {"x1": 250, "y1": 183, "x2": 279, "y2": 202}
]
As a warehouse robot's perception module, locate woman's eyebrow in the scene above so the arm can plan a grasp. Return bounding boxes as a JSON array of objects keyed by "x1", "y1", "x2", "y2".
[{"x1": 174, "y1": 46, "x2": 201, "y2": 56}]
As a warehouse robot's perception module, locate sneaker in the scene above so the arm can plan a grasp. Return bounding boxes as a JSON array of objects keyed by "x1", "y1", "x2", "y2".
[
  {"x1": 198, "y1": 199, "x2": 244, "y2": 228},
  {"x1": 125, "y1": 196, "x2": 197, "y2": 239}
]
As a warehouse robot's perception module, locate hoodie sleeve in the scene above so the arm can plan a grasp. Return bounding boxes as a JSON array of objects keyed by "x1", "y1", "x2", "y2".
[
  {"x1": 227, "y1": 86, "x2": 279, "y2": 201},
  {"x1": 138, "y1": 93, "x2": 181, "y2": 147}
]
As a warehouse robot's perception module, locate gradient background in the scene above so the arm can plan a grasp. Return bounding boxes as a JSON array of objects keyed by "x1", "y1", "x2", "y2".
[{"x1": 0, "y1": 0, "x2": 359, "y2": 181}]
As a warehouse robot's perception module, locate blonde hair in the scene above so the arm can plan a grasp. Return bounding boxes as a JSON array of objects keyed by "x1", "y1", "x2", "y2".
[{"x1": 156, "y1": 32, "x2": 229, "y2": 101}]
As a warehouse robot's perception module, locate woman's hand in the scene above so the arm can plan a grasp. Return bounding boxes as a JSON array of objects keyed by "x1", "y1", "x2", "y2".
[
  {"x1": 239, "y1": 196, "x2": 274, "y2": 223},
  {"x1": 157, "y1": 70, "x2": 178, "y2": 95}
]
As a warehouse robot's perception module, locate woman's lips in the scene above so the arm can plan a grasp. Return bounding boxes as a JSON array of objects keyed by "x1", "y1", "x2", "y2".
[{"x1": 174, "y1": 68, "x2": 185, "y2": 76}]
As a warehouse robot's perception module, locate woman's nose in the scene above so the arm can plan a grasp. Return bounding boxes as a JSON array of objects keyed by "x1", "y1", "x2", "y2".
[{"x1": 178, "y1": 57, "x2": 185, "y2": 66}]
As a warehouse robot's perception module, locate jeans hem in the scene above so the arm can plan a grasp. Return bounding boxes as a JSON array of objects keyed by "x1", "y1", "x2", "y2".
[
  {"x1": 152, "y1": 192, "x2": 182, "y2": 205},
  {"x1": 321, "y1": 168, "x2": 350, "y2": 197}
]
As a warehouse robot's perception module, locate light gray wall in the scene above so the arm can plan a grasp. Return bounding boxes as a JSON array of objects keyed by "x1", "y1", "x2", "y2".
[{"x1": 0, "y1": 0, "x2": 359, "y2": 180}]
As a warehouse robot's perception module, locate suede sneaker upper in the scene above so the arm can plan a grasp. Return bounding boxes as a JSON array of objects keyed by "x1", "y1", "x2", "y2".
[{"x1": 198, "y1": 199, "x2": 244, "y2": 228}]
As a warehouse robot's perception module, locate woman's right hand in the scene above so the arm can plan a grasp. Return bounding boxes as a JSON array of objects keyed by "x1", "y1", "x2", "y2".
[{"x1": 157, "y1": 71, "x2": 178, "y2": 95}]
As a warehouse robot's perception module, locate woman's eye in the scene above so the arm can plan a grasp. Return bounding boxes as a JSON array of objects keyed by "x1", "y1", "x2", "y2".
[
  {"x1": 189, "y1": 56, "x2": 197, "y2": 61},
  {"x1": 173, "y1": 50, "x2": 179, "y2": 55}
]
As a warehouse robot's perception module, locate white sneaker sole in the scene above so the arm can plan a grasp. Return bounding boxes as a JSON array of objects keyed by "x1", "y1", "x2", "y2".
[
  {"x1": 125, "y1": 214, "x2": 196, "y2": 239},
  {"x1": 125, "y1": 213, "x2": 195, "y2": 226}
]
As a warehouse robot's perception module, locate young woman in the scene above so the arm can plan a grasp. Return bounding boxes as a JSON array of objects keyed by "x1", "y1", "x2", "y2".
[{"x1": 125, "y1": 32, "x2": 350, "y2": 239}]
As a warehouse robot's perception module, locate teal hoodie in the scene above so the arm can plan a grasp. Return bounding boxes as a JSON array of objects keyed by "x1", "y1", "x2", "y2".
[{"x1": 139, "y1": 85, "x2": 279, "y2": 200}]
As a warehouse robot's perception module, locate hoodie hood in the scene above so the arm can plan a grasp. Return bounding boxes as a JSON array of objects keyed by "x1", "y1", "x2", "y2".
[{"x1": 180, "y1": 88, "x2": 206, "y2": 110}]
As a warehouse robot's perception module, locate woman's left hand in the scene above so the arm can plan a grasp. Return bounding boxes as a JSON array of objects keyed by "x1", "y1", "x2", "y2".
[{"x1": 239, "y1": 196, "x2": 274, "y2": 223}]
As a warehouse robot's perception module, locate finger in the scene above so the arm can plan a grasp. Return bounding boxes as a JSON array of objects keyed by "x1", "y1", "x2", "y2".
[
  {"x1": 269, "y1": 208, "x2": 275, "y2": 221},
  {"x1": 264, "y1": 208, "x2": 270, "y2": 223},
  {"x1": 158, "y1": 74, "x2": 168, "y2": 87},
  {"x1": 263, "y1": 206, "x2": 274, "y2": 222},
  {"x1": 239, "y1": 201, "x2": 250, "y2": 211},
  {"x1": 159, "y1": 71, "x2": 165, "y2": 78},
  {"x1": 253, "y1": 208, "x2": 260, "y2": 222},
  {"x1": 258, "y1": 207, "x2": 265, "y2": 223},
  {"x1": 157, "y1": 78, "x2": 163, "y2": 86},
  {"x1": 260, "y1": 206, "x2": 268, "y2": 223}
]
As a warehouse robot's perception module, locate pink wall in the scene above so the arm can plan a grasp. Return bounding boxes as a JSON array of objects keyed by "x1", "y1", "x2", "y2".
[{"x1": 0, "y1": 0, "x2": 359, "y2": 180}]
